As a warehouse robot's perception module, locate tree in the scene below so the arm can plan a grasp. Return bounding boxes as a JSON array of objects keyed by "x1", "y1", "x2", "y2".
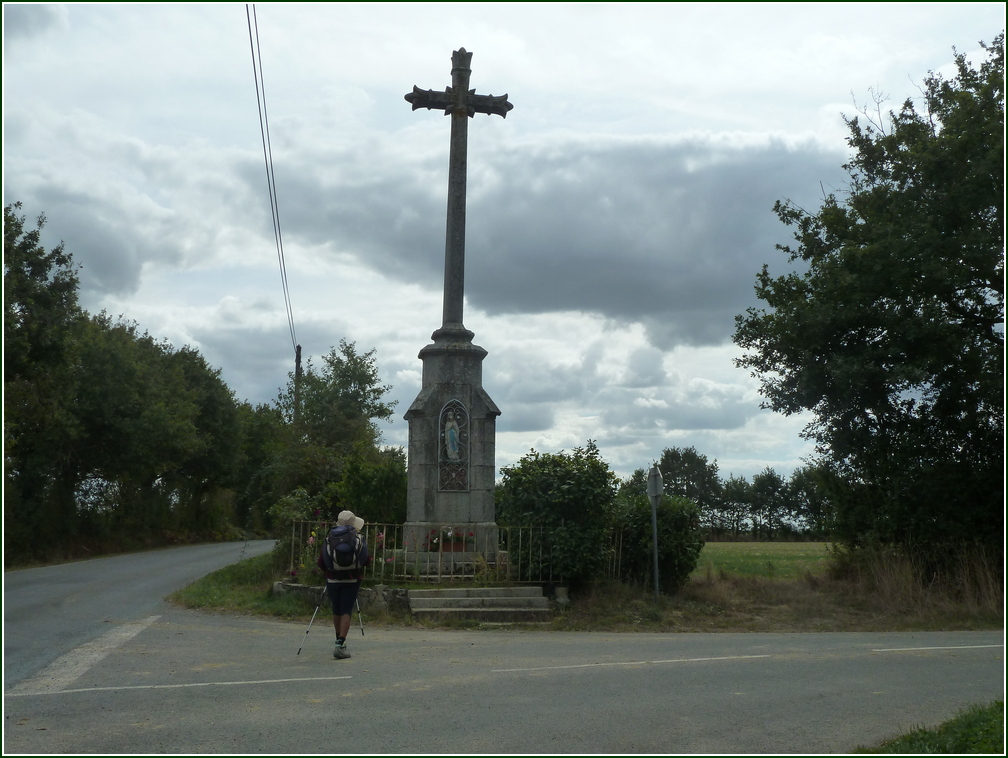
[
  {"x1": 749, "y1": 467, "x2": 793, "y2": 540},
  {"x1": 165, "y1": 346, "x2": 243, "y2": 533},
  {"x1": 615, "y1": 494, "x2": 704, "y2": 594},
  {"x1": 5, "y1": 201, "x2": 253, "y2": 560},
  {"x1": 656, "y1": 446, "x2": 723, "y2": 529},
  {"x1": 3, "y1": 202, "x2": 81, "y2": 379},
  {"x1": 4, "y1": 202, "x2": 84, "y2": 556},
  {"x1": 496, "y1": 440, "x2": 618, "y2": 585},
  {"x1": 788, "y1": 465, "x2": 834, "y2": 538},
  {"x1": 261, "y1": 340, "x2": 401, "y2": 533},
  {"x1": 277, "y1": 340, "x2": 397, "y2": 453},
  {"x1": 733, "y1": 36, "x2": 1004, "y2": 559},
  {"x1": 233, "y1": 402, "x2": 286, "y2": 532},
  {"x1": 720, "y1": 475, "x2": 752, "y2": 539},
  {"x1": 333, "y1": 443, "x2": 407, "y2": 525},
  {"x1": 617, "y1": 467, "x2": 648, "y2": 502},
  {"x1": 70, "y1": 315, "x2": 200, "y2": 534}
]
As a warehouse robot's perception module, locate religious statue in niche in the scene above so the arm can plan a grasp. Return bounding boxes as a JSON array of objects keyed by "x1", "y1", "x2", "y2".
[
  {"x1": 438, "y1": 399, "x2": 469, "y2": 491},
  {"x1": 444, "y1": 412, "x2": 461, "y2": 460}
]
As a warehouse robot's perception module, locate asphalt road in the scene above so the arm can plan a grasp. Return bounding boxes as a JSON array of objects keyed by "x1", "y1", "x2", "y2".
[
  {"x1": 3, "y1": 543, "x2": 1004, "y2": 754},
  {"x1": 3, "y1": 539, "x2": 276, "y2": 687}
]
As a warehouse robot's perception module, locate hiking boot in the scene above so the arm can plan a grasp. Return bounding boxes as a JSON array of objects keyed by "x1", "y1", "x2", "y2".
[{"x1": 333, "y1": 643, "x2": 351, "y2": 660}]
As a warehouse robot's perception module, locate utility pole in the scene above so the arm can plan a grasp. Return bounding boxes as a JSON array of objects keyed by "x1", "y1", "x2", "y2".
[
  {"x1": 647, "y1": 464, "x2": 663, "y2": 600},
  {"x1": 294, "y1": 344, "x2": 302, "y2": 426}
]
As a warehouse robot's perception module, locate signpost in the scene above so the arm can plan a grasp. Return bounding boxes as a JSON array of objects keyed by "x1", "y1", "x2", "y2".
[{"x1": 646, "y1": 464, "x2": 663, "y2": 599}]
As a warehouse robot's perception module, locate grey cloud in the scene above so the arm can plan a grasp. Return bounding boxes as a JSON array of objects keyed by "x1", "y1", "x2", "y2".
[
  {"x1": 620, "y1": 346, "x2": 667, "y2": 388},
  {"x1": 7, "y1": 131, "x2": 259, "y2": 303},
  {"x1": 496, "y1": 403, "x2": 557, "y2": 434},
  {"x1": 188, "y1": 310, "x2": 359, "y2": 408},
  {"x1": 272, "y1": 145, "x2": 447, "y2": 291},
  {"x1": 600, "y1": 393, "x2": 752, "y2": 433},
  {"x1": 268, "y1": 135, "x2": 845, "y2": 349},
  {"x1": 488, "y1": 340, "x2": 611, "y2": 413},
  {"x1": 465, "y1": 140, "x2": 844, "y2": 347},
  {"x1": 195, "y1": 329, "x2": 293, "y2": 408},
  {"x1": 3, "y1": 4, "x2": 66, "y2": 45},
  {"x1": 494, "y1": 363, "x2": 595, "y2": 405},
  {"x1": 26, "y1": 187, "x2": 145, "y2": 297}
]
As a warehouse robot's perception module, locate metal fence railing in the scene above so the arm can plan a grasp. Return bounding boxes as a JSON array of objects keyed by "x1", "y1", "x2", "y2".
[{"x1": 288, "y1": 521, "x2": 624, "y2": 584}]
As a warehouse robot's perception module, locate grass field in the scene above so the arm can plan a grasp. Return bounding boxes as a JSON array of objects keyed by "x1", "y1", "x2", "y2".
[{"x1": 692, "y1": 540, "x2": 832, "y2": 579}]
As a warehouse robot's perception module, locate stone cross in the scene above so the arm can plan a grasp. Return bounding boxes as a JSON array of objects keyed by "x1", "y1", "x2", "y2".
[{"x1": 405, "y1": 48, "x2": 513, "y2": 333}]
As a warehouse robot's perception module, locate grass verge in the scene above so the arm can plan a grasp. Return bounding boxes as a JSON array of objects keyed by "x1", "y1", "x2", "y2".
[
  {"x1": 169, "y1": 552, "x2": 316, "y2": 620},
  {"x1": 854, "y1": 700, "x2": 1004, "y2": 754}
]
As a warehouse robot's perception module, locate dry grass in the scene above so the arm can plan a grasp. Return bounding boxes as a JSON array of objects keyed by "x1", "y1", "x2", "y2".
[{"x1": 551, "y1": 545, "x2": 1003, "y2": 633}]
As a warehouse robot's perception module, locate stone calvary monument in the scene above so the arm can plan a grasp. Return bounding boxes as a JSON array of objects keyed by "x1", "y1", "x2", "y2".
[{"x1": 402, "y1": 48, "x2": 512, "y2": 554}]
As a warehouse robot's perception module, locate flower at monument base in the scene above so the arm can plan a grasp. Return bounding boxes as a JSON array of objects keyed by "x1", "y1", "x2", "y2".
[{"x1": 422, "y1": 526, "x2": 480, "y2": 550}]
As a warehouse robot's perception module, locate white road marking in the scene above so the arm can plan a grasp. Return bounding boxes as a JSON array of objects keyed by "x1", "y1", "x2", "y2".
[
  {"x1": 6, "y1": 615, "x2": 161, "y2": 696},
  {"x1": 6, "y1": 675, "x2": 353, "y2": 697},
  {"x1": 492, "y1": 654, "x2": 772, "y2": 673},
  {"x1": 873, "y1": 644, "x2": 1003, "y2": 652}
]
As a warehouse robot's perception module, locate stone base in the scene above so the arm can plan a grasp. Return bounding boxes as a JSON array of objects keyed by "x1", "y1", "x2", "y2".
[
  {"x1": 403, "y1": 521, "x2": 499, "y2": 557},
  {"x1": 394, "y1": 549, "x2": 510, "y2": 580}
]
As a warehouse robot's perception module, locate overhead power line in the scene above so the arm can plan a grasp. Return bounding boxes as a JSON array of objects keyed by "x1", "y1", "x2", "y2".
[{"x1": 246, "y1": 3, "x2": 297, "y2": 354}]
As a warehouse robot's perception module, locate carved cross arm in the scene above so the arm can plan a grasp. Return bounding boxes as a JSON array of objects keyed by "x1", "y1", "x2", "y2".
[
  {"x1": 405, "y1": 85, "x2": 513, "y2": 118},
  {"x1": 405, "y1": 86, "x2": 455, "y2": 114},
  {"x1": 467, "y1": 92, "x2": 513, "y2": 118}
]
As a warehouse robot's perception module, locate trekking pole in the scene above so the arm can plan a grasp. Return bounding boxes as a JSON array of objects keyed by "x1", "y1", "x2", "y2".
[
  {"x1": 356, "y1": 597, "x2": 365, "y2": 636},
  {"x1": 297, "y1": 586, "x2": 327, "y2": 655}
]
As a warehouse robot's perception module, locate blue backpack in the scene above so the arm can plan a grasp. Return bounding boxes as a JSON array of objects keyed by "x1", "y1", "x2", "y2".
[{"x1": 324, "y1": 525, "x2": 362, "y2": 571}]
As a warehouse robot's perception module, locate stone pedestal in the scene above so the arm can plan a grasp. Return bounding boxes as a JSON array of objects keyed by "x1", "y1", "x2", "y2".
[{"x1": 404, "y1": 324, "x2": 499, "y2": 552}]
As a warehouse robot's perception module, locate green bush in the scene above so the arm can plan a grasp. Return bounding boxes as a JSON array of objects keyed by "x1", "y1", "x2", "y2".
[
  {"x1": 616, "y1": 494, "x2": 704, "y2": 594},
  {"x1": 496, "y1": 441, "x2": 617, "y2": 585}
]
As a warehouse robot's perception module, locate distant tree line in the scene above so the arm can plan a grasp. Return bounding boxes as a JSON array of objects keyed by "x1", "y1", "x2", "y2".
[
  {"x1": 619, "y1": 447, "x2": 833, "y2": 542},
  {"x1": 3, "y1": 202, "x2": 405, "y2": 565}
]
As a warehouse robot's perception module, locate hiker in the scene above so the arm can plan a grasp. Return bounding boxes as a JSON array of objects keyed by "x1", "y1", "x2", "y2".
[{"x1": 317, "y1": 509, "x2": 370, "y2": 659}]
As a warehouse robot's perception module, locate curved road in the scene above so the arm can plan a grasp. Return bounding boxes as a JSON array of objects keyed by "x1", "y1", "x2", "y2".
[
  {"x1": 4, "y1": 539, "x2": 275, "y2": 687},
  {"x1": 3, "y1": 542, "x2": 1004, "y2": 753}
]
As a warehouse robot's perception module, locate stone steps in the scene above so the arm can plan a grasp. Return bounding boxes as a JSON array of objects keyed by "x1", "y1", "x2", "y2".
[
  {"x1": 408, "y1": 586, "x2": 552, "y2": 623},
  {"x1": 410, "y1": 596, "x2": 550, "y2": 610},
  {"x1": 411, "y1": 586, "x2": 544, "y2": 599}
]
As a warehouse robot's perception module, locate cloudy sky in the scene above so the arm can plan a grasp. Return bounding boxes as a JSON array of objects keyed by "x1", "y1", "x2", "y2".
[{"x1": 3, "y1": 3, "x2": 1004, "y2": 482}]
